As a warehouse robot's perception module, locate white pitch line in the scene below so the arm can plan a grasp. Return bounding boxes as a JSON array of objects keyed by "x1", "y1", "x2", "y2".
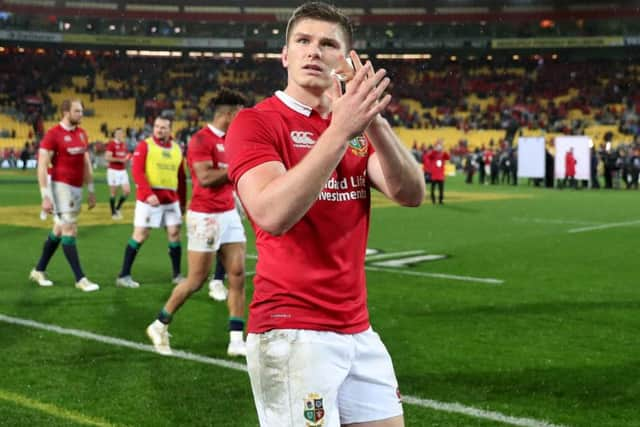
[
  {"x1": 567, "y1": 219, "x2": 640, "y2": 234},
  {"x1": 403, "y1": 396, "x2": 568, "y2": 427},
  {"x1": 0, "y1": 314, "x2": 566, "y2": 427},
  {"x1": 365, "y1": 250, "x2": 426, "y2": 261},
  {"x1": 246, "y1": 254, "x2": 502, "y2": 284},
  {"x1": 512, "y1": 217, "x2": 598, "y2": 226},
  {"x1": 0, "y1": 314, "x2": 246, "y2": 372},
  {"x1": 365, "y1": 266, "x2": 504, "y2": 285}
]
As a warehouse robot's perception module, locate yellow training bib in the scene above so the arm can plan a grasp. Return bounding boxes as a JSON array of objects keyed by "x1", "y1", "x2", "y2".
[{"x1": 145, "y1": 137, "x2": 182, "y2": 190}]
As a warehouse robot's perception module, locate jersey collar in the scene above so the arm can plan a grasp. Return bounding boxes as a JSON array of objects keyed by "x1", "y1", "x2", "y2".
[
  {"x1": 207, "y1": 124, "x2": 225, "y2": 138},
  {"x1": 275, "y1": 90, "x2": 312, "y2": 117},
  {"x1": 59, "y1": 122, "x2": 76, "y2": 131}
]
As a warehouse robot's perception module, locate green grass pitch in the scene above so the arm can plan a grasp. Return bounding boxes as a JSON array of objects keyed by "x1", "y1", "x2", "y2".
[{"x1": 1, "y1": 169, "x2": 639, "y2": 426}]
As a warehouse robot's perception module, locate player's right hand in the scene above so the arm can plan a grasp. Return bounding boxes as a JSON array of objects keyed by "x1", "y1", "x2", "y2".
[
  {"x1": 329, "y1": 51, "x2": 392, "y2": 141},
  {"x1": 146, "y1": 194, "x2": 160, "y2": 207},
  {"x1": 41, "y1": 197, "x2": 53, "y2": 214}
]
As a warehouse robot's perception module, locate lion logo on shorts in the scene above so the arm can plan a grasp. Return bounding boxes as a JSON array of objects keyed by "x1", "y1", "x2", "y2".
[{"x1": 303, "y1": 393, "x2": 325, "y2": 426}]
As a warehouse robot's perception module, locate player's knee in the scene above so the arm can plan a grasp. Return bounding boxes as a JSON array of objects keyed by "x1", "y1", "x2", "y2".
[
  {"x1": 182, "y1": 275, "x2": 205, "y2": 292},
  {"x1": 227, "y1": 268, "x2": 245, "y2": 289},
  {"x1": 61, "y1": 224, "x2": 77, "y2": 237},
  {"x1": 133, "y1": 228, "x2": 149, "y2": 242},
  {"x1": 167, "y1": 228, "x2": 181, "y2": 241}
]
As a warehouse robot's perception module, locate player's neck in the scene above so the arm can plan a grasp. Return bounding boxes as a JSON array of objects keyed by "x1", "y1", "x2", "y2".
[
  {"x1": 283, "y1": 86, "x2": 331, "y2": 117},
  {"x1": 60, "y1": 119, "x2": 76, "y2": 131},
  {"x1": 210, "y1": 118, "x2": 227, "y2": 133}
]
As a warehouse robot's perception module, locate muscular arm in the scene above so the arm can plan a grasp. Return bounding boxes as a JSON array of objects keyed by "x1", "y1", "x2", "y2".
[
  {"x1": 192, "y1": 160, "x2": 229, "y2": 188},
  {"x1": 237, "y1": 126, "x2": 349, "y2": 235},
  {"x1": 83, "y1": 152, "x2": 94, "y2": 186},
  {"x1": 178, "y1": 159, "x2": 187, "y2": 211},
  {"x1": 37, "y1": 148, "x2": 52, "y2": 191},
  {"x1": 132, "y1": 142, "x2": 153, "y2": 201},
  {"x1": 366, "y1": 116, "x2": 425, "y2": 207},
  {"x1": 83, "y1": 151, "x2": 96, "y2": 208}
]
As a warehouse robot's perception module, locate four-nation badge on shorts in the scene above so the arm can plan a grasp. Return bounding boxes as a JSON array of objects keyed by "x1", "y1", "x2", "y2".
[{"x1": 303, "y1": 393, "x2": 325, "y2": 426}]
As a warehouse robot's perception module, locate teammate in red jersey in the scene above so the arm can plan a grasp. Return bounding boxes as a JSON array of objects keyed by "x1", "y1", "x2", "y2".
[
  {"x1": 104, "y1": 128, "x2": 131, "y2": 220},
  {"x1": 29, "y1": 99, "x2": 100, "y2": 292},
  {"x1": 146, "y1": 89, "x2": 249, "y2": 357},
  {"x1": 565, "y1": 147, "x2": 577, "y2": 189},
  {"x1": 226, "y1": 3, "x2": 424, "y2": 426},
  {"x1": 427, "y1": 140, "x2": 451, "y2": 204},
  {"x1": 115, "y1": 116, "x2": 186, "y2": 288}
]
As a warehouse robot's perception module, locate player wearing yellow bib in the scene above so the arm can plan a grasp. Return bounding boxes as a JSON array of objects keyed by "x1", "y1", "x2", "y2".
[{"x1": 116, "y1": 116, "x2": 187, "y2": 288}]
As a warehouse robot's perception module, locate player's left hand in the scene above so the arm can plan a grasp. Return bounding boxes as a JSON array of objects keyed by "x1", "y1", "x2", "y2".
[
  {"x1": 87, "y1": 192, "x2": 96, "y2": 209},
  {"x1": 348, "y1": 51, "x2": 387, "y2": 126}
]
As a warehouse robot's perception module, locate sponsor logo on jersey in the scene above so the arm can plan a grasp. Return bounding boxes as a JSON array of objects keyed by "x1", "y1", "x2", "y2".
[
  {"x1": 291, "y1": 131, "x2": 316, "y2": 148},
  {"x1": 348, "y1": 135, "x2": 367, "y2": 157},
  {"x1": 66, "y1": 147, "x2": 86, "y2": 155},
  {"x1": 303, "y1": 393, "x2": 325, "y2": 426}
]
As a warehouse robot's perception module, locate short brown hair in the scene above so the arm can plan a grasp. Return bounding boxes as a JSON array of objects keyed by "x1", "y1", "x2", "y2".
[
  {"x1": 60, "y1": 99, "x2": 83, "y2": 114},
  {"x1": 285, "y1": 2, "x2": 353, "y2": 49}
]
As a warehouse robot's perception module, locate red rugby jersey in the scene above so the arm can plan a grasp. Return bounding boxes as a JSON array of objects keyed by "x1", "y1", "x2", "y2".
[
  {"x1": 427, "y1": 150, "x2": 450, "y2": 181},
  {"x1": 40, "y1": 123, "x2": 88, "y2": 187},
  {"x1": 227, "y1": 91, "x2": 372, "y2": 334},
  {"x1": 187, "y1": 125, "x2": 234, "y2": 213},
  {"x1": 106, "y1": 139, "x2": 127, "y2": 170}
]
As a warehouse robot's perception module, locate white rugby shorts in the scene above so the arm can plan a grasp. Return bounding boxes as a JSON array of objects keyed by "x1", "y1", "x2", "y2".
[
  {"x1": 187, "y1": 208, "x2": 246, "y2": 252},
  {"x1": 246, "y1": 327, "x2": 403, "y2": 427},
  {"x1": 133, "y1": 200, "x2": 182, "y2": 228},
  {"x1": 51, "y1": 181, "x2": 82, "y2": 225},
  {"x1": 107, "y1": 168, "x2": 129, "y2": 186}
]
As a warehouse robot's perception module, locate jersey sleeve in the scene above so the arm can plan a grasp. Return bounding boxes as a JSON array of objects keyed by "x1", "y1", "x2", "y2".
[
  {"x1": 132, "y1": 141, "x2": 152, "y2": 201},
  {"x1": 40, "y1": 128, "x2": 57, "y2": 151},
  {"x1": 226, "y1": 109, "x2": 282, "y2": 186},
  {"x1": 105, "y1": 141, "x2": 115, "y2": 156},
  {"x1": 188, "y1": 131, "x2": 213, "y2": 163}
]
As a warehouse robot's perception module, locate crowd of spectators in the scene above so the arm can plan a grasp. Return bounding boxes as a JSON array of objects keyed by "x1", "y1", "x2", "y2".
[{"x1": 3, "y1": 50, "x2": 640, "y2": 178}]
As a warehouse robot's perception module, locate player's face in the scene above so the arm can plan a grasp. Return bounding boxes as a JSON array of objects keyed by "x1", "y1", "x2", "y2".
[
  {"x1": 153, "y1": 119, "x2": 171, "y2": 141},
  {"x1": 114, "y1": 129, "x2": 124, "y2": 142},
  {"x1": 67, "y1": 102, "x2": 83, "y2": 126},
  {"x1": 283, "y1": 18, "x2": 348, "y2": 94}
]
